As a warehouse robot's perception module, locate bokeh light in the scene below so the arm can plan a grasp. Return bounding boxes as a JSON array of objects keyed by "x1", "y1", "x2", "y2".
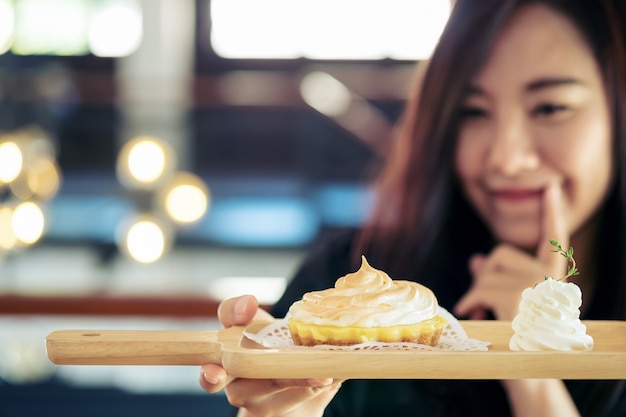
[
  {"x1": 89, "y1": 0, "x2": 142, "y2": 57},
  {"x1": 9, "y1": 157, "x2": 61, "y2": 201},
  {"x1": 300, "y1": 71, "x2": 352, "y2": 117},
  {"x1": 159, "y1": 172, "x2": 210, "y2": 225},
  {"x1": 126, "y1": 221, "x2": 165, "y2": 263},
  {"x1": 0, "y1": 0, "x2": 14, "y2": 55},
  {"x1": 129, "y1": 140, "x2": 165, "y2": 182},
  {"x1": 8, "y1": 174, "x2": 34, "y2": 201},
  {"x1": 0, "y1": 141, "x2": 23, "y2": 183},
  {"x1": 116, "y1": 136, "x2": 176, "y2": 190},
  {"x1": 211, "y1": 0, "x2": 451, "y2": 60},
  {"x1": 117, "y1": 215, "x2": 171, "y2": 264},
  {"x1": 0, "y1": 205, "x2": 17, "y2": 250},
  {"x1": 12, "y1": 201, "x2": 45, "y2": 245},
  {"x1": 0, "y1": 331, "x2": 55, "y2": 384},
  {"x1": 0, "y1": 128, "x2": 61, "y2": 255},
  {"x1": 12, "y1": 0, "x2": 89, "y2": 56},
  {"x1": 1, "y1": 0, "x2": 144, "y2": 57},
  {"x1": 165, "y1": 185, "x2": 208, "y2": 223},
  {"x1": 27, "y1": 157, "x2": 62, "y2": 200}
]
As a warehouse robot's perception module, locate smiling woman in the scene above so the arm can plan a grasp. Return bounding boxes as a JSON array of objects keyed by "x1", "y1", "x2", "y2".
[
  {"x1": 454, "y1": 4, "x2": 613, "y2": 251},
  {"x1": 201, "y1": 1, "x2": 626, "y2": 416}
]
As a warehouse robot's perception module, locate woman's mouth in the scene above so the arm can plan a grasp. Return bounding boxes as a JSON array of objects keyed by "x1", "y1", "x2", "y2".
[{"x1": 491, "y1": 188, "x2": 543, "y2": 202}]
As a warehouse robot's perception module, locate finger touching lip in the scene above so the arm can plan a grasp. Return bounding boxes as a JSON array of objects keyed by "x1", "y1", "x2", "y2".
[{"x1": 537, "y1": 181, "x2": 569, "y2": 266}]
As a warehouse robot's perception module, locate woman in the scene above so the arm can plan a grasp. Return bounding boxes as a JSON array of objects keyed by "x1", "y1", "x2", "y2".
[{"x1": 201, "y1": 0, "x2": 626, "y2": 415}]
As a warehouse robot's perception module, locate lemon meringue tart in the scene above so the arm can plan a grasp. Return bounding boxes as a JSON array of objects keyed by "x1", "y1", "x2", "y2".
[{"x1": 287, "y1": 256, "x2": 447, "y2": 346}]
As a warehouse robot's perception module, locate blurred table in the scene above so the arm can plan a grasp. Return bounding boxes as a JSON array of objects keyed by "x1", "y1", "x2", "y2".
[{"x1": 0, "y1": 294, "x2": 227, "y2": 317}]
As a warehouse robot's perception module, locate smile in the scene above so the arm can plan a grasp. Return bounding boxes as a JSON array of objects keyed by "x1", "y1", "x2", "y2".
[{"x1": 490, "y1": 189, "x2": 543, "y2": 202}]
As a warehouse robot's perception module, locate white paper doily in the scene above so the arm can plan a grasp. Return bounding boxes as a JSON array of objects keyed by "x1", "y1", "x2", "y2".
[{"x1": 244, "y1": 307, "x2": 491, "y2": 351}]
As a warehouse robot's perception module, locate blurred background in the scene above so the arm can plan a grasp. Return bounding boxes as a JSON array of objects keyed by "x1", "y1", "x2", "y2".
[{"x1": 0, "y1": 0, "x2": 450, "y2": 415}]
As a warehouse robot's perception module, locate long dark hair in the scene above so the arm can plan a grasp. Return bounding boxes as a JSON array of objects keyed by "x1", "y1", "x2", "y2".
[
  {"x1": 357, "y1": 0, "x2": 626, "y2": 317},
  {"x1": 353, "y1": 3, "x2": 626, "y2": 413}
]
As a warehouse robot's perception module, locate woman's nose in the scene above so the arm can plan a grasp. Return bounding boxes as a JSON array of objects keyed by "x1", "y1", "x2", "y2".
[{"x1": 487, "y1": 115, "x2": 540, "y2": 176}]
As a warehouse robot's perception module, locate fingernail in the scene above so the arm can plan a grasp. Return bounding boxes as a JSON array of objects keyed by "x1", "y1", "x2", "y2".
[
  {"x1": 234, "y1": 296, "x2": 249, "y2": 321},
  {"x1": 203, "y1": 372, "x2": 220, "y2": 385}
]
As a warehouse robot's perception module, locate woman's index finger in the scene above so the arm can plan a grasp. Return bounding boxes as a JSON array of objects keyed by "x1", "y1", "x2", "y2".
[{"x1": 537, "y1": 182, "x2": 569, "y2": 275}]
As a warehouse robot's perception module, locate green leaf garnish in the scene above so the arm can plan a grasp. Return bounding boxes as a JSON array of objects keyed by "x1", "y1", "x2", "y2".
[{"x1": 545, "y1": 239, "x2": 579, "y2": 282}]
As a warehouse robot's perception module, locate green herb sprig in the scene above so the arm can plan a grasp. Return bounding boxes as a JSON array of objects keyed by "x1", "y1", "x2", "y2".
[{"x1": 547, "y1": 239, "x2": 579, "y2": 282}]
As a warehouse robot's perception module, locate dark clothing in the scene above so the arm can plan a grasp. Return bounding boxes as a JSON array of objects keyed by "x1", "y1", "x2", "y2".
[{"x1": 271, "y1": 229, "x2": 626, "y2": 417}]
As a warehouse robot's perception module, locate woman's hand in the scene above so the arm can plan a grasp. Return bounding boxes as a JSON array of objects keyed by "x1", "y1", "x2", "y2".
[
  {"x1": 199, "y1": 295, "x2": 343, "y2": 417},
  {"x1": 455, "y1": 184, "x2": 581, "y2": 416},
  {"x1": 454, "y1": 182, "x2": 569, "y2": 321}
]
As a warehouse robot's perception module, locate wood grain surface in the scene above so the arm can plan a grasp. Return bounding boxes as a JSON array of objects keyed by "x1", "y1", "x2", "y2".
[{"x1": 46, "y1": 320, "x2": 626, "y2": 379}]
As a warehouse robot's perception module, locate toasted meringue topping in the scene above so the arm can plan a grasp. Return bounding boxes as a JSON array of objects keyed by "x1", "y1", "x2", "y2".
[{"x1": 287, "y1": 256, "x2": 439, "y2": 327}]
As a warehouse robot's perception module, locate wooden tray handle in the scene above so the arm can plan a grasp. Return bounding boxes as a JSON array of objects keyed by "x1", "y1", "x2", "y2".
[{"x1": 46, "y1": 328, "x2": 241, "y2": 366}]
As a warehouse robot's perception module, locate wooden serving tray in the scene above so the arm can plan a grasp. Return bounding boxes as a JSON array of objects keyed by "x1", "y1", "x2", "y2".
[{"x1": 46, "y1": 320, "x2": 626, "y2": 380}]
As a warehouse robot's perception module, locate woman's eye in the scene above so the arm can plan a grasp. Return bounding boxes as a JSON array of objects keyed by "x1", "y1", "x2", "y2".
[
  {"x1": 532, "y1": 103, "x2": 569, "y2": 117},
  {"x1": 458, "y1": 106, "x2": 488, "y2": 119}
]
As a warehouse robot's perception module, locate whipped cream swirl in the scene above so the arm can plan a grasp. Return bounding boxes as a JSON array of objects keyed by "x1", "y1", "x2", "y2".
[
  {"x1": 287, "y1": 256, "x2": 439, "y2": 327},
  {"x1": 509, "y1": 278, "x2": 593, "y2": 351}
]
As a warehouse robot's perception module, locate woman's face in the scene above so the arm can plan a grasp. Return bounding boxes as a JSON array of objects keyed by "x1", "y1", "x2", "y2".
[{"x1": 455, "y1": 4, "x2": 613, "y2": 250}]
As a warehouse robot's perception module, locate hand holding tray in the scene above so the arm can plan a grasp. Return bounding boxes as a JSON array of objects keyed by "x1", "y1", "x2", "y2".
[{"x1": 46, "y1": 320, "x2": 626, "y2": 380}]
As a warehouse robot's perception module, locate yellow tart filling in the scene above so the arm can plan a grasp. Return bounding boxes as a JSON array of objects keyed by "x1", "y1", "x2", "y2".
[{"x1": 288, "y1": 315, "x2": 447, "y2": 346}]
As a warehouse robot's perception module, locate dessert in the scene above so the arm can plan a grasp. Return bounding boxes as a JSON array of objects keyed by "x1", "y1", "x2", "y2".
[
  {"x1": 509, "y1": 241, "x2": 594, "y2": 351},
  {"x1": 287, "y1": 256, "x2": 447, "y2": 346}
]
